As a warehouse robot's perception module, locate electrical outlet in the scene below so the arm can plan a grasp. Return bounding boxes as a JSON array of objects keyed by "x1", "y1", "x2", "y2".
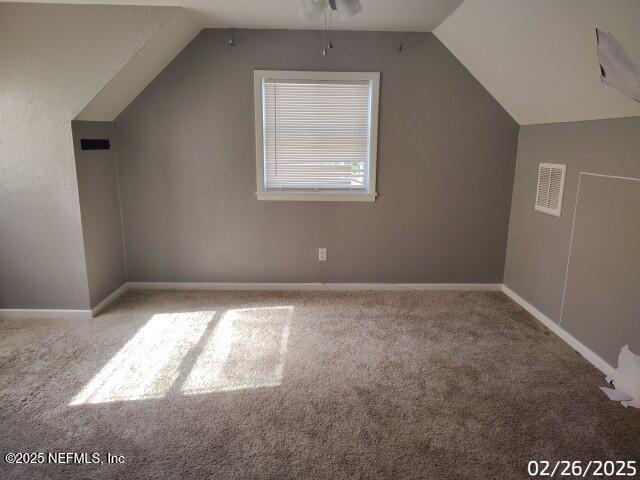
[{"x1": 318, "y1": 248, "x2": 327, "y2": 262}]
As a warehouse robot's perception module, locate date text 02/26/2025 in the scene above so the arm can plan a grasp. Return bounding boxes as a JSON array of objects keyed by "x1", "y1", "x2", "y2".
[{"x1": 528, "y1": 460, "x2": 637, "y2": 478}]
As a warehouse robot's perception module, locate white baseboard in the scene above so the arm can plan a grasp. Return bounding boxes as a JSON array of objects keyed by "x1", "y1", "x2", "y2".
[
  {"x1": 91, "y1": 283, "x2": 129, "y2": 317},
  {"x1": 0, "y1": 283, "x2": 129, "y2": 321},
  {"x1": 126, "y1": 282, "x2": 503, "y2": 292},
  {"x1": 501, "y1": 285, "x2": 615, "y2": 377},
  {"x1": 0, "y1": 283, "x2": 501, "y2": 320},
  {"x1": 0, "y1": 309, "x2": 92, "y2": 321}
]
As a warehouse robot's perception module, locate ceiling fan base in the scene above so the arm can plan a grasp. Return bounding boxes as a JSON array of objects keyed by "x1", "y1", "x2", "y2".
[{"x1": 299, "y1": 0, "x2": 362, "y2": 20}]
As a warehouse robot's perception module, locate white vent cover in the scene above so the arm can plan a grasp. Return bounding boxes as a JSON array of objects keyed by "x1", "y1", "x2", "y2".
[{"x1": 535, "y1": 163, "x2": 566, "y2": 217}]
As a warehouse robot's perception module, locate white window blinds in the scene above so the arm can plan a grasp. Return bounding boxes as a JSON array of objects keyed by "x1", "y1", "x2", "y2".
[{"x1": 262, "y1": 79, "x2": 372, "y2": 191}]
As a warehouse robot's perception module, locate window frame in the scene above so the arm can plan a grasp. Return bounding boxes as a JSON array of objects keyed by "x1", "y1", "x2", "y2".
[{"x1": 253, "y1": 70, "x2": 380, "y2": 202}]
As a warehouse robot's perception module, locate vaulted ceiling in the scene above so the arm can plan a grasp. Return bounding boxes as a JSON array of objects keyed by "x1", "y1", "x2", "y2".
[
  {"x1": 18, "y1": 0, "x2": 640, "y2": 125},
  {"x1": 434, "y1": 0, "x2": 640, "y2": 125},
  {"x1": 13, "y1": 0, "x2": 464, "y2": 32}
]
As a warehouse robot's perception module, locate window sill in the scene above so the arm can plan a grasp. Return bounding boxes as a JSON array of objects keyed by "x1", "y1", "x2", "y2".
[{"x1": 256, "y1": 191, "x2": 377, "y2": 202}]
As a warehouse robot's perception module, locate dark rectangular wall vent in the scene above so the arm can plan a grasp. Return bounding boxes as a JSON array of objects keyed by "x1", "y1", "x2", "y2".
[{"x1": 81, "y1": 139, "x2": 111, "y2": 150}]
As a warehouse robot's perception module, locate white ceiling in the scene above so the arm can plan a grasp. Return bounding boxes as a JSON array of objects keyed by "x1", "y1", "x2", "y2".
[
  {"x1": 435, "y1": 0, "x2": 640, "y2": 125},
  {"x1": 14, "y1": 0, "x2": 464, "y2": 31},
  {"x1": 13, "y1": 0, "x2": 640, "y2": 124}
]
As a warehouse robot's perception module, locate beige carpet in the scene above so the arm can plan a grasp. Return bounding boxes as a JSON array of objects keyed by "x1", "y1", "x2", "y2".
[{"x1": 0, "y1": 290, "x2": 638, "y2": 479}]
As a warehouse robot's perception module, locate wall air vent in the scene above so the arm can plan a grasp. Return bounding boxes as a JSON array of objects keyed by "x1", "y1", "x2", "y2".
[{"x1": 535, "y1": 163, "x2": 566, "y2": 217}]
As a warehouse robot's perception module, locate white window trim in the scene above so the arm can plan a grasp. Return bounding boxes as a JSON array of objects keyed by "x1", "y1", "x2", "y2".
[{"x1": 254, "y1": 70, "x2": 380, "y2": 202}]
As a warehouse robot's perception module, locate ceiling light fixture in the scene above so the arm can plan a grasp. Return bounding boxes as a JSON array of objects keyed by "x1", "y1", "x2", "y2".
[
  {"x1": 300, "y1": 0, "x2": 362, "y2": 20},
  {"x1": 334, "y1": 0, "x2": 362, "y2": 20},
  {"x1": 299, "y1": 0, "x2": 363, "y2": 55}
]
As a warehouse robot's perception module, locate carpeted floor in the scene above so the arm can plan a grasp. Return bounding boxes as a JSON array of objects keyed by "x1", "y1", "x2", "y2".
[{"x1": 0, "y1": 290, "x2": 638, "y2": 479}]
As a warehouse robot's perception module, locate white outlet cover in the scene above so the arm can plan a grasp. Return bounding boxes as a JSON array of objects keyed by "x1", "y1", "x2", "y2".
[{"x1": 318, "y1": 248, "x2": 327, "y2": 262}]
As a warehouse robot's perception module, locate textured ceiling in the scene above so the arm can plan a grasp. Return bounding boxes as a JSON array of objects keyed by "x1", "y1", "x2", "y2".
[{"x1": 435, "y1": 0, "x2": 640, "y2": 125}]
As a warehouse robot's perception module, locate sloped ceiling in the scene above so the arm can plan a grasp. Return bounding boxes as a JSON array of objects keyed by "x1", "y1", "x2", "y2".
[
  {"x1": 10, "y1": 0, "x2": 464, "y2": 32},
  {"x1": 76, "y1": 8, "x2": 200, "y2": 121},
  {"x1": 435, "y1": 0, "x2": 640, "y2": 125},
  {"x1": 27, "y1": 0, "x2": 462, "y2": 120},
  {"x1": 15, "y1": 0, "x2": 640, "y2": 124}
]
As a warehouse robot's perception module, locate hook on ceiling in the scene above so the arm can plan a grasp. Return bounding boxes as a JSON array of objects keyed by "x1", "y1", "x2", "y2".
[{"x1": 228, "y1": 28, "x2": 236, "y2": 49}]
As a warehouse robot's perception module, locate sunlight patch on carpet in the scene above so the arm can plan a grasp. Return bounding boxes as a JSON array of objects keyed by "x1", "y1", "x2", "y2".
[
  {"x1": 181, "y1": 306, "x2": 292, "y2": 395},
  {"x1": 69, "y1": 306, "x2": 293, "y2": 405},
  {"x1": 70, "y1": 311, "x2": 214, "y2": 405}
]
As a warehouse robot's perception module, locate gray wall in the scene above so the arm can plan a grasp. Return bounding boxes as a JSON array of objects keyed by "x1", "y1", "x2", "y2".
[
  {"x1": 561, "y1": 174, "x2": 639, "y2": 365},
  {"x1": 504, "y1": 116, "x2": 640, "y2": 365},
  {"x1": 72, "y1": 122, "x2": 127, "y2": 308},
  {"x1": 0, "y1": 3, "x2": 173, "y2": 309},
  {"x1": 115, "y1": 29, "x2": 519, "y2": 284}
]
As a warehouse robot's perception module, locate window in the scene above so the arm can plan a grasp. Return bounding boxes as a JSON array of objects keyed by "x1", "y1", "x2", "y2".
[{"x1": 254, "y1": 70, "x2": 380, "y2": 202}]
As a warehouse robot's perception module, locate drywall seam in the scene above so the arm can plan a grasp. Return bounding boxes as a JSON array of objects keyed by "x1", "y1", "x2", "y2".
[
  {"x1": 559, "y1": 171, "x2": 640, "y2": 325},
  {"x1": 502, "y1": 285, "x2": 615, "y2": 376},
  {"x1": 559, "y1": 171, "x2": 582, "y2": 325},
  {"x1": 579, "y1": 171, "x2": 640, "y2": 183}
]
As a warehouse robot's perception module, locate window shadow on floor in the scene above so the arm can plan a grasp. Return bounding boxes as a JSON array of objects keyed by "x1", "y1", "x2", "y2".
[{"x1": 68, "y1": 306, "x2": 293, "y2": 405}]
